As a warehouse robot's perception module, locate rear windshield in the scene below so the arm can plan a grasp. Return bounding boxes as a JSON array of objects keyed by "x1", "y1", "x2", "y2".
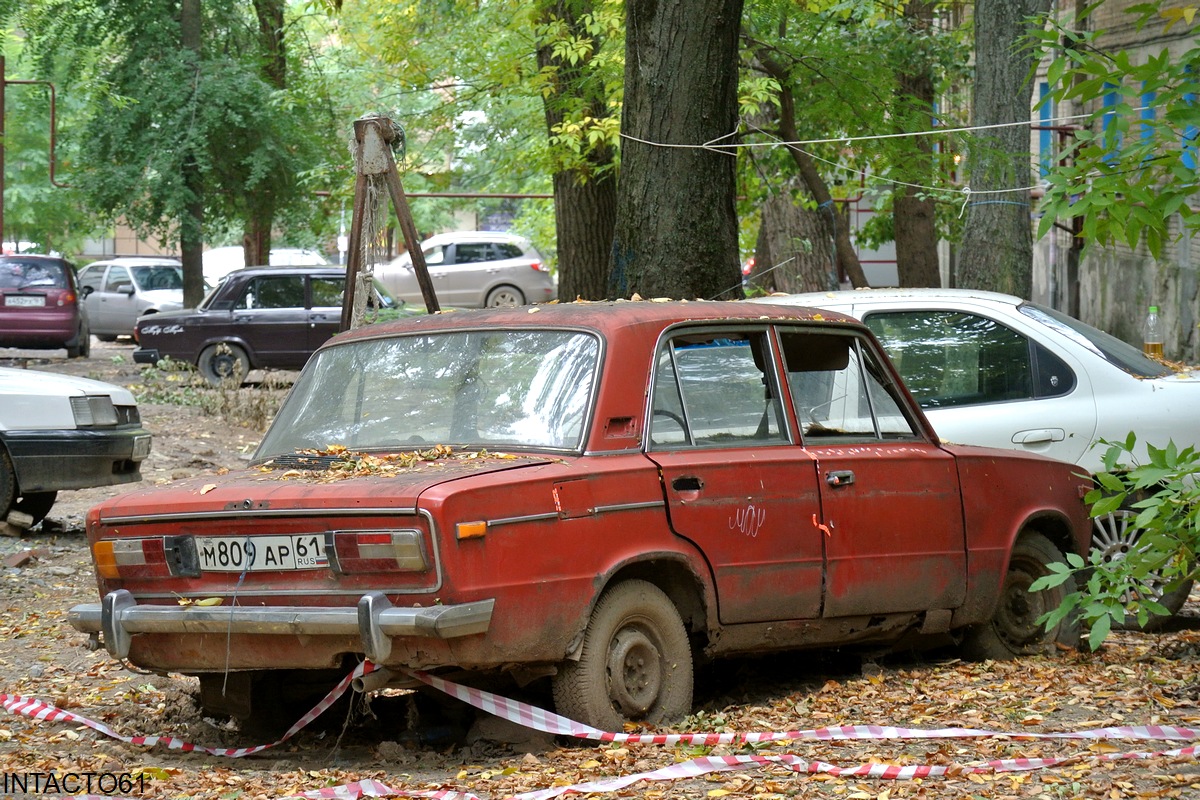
[
  {"x1": 1018, "y1": 303, "x2": 1172, "y2": 378},
  {"x1": 0, "y1": 259, "x2": 70, "y2": 290}
]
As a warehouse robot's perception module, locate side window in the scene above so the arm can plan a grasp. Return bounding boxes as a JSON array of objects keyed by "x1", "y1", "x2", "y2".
[
  {"x1": 310, "y1": 277, "x2": 344, "y2": 308},
  {"x1": 422, "y1": 245, "x2": 445, "y2": 265},
  {"x1": 494, "y1": 242, "x2": 524, "y2": 259},
  {"x1": 864, "y1": 311, "x2": 1048, "y2": 407},
  {"x1": 236, "y1": 276, "x2": 305, "y2": 309},
  {"x1": 1033, "y1": 343, "x2": 1075, "y2": 397},
  {"x1": 454, "y1": 243, "x2": 492, "y2": 264},
  {"x1": 104, "y1": 266, "x2": 133, "y2": 292},
  {"x1": 78, "y1": 266, "x2": 104, "y2": 294},
  {"x1": 779, "y1": 330, "x2": 919, "y2": 442},
  {"x1": 649, "y1": 331, "x2": 787, "y2": 448}
]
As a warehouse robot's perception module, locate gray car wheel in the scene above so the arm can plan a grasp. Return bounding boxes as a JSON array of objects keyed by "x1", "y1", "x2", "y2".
[
  {"x1": 1093, "y1": 508, "x2": 1195, "y2": 630},
  {"x1": 485, "y1": 285, "x2": 525, "y2": 308},
  {"x1": 198, "y1": 342, "x2": 250, "y2": 386}
]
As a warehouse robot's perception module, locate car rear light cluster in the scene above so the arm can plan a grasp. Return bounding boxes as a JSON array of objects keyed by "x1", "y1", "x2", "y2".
[
  {"x1": 71, "y1": 395, "x2": 119, "y2": 427},
  {"x1": 531, "y1": 261, "x2": 549, "y2": 273},
  {"x1": 327, "y1": 530, "x2": 428, "y2": 574},
  {"x1": 94, "y1": 537, "x2": 198, "y2": 580}
]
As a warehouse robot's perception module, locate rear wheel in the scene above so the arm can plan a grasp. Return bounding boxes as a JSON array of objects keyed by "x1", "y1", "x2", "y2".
[
  {"x1": 485, "y1": 285, "x2": 524, "y2": 308},
  {"x1": 198, "y1": 342, "x2": 250, "y2": 386},
  {"x1": 0, "y1": 449, "x2": 17, "y2": 523},
  {"x1": 66, "y1": 325, "x2": 91, "y2": 359},
  {"x1": 962, "y1": 532, "x2": 1078, "y2": 660},
  {"x1": 1092, "y1": 507, "x2": 1195, "y2": 631},
  {"x1": 552, "y1": 580, "x2": 693, "y2": 731},
  {"x1": 96, "y1": 334, "x2": 119, "y2": 343}
]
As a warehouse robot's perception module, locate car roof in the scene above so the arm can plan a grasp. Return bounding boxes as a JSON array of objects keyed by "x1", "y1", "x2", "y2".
[
  {"x1": 85, "y1": 257, "x2": 182, "y2": 267},
  {"x1": 422, "y1": 231, "x2": 528, "y2": 245},
  {"x1": 333, "y1": 300, "x2": 860, "y2": 345},
  {"x1": 757, "y1": 287, "x2": 1026, "y2": 310},
  {"x1": 223, "y1": 264, "x2": 346, "y2": 277}
]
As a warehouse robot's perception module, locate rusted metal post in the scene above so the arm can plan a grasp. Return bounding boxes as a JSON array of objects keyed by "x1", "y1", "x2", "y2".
[{"x1": 343, "y1": 115, "x2": 439, "y2": 331}]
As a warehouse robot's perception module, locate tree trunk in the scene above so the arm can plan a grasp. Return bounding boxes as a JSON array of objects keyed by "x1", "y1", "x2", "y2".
[
  {"x1": 180, "y1": 0, "x2": 205, "y2": 307},
  {"x1": 750, "y1": 193, "x2": 838, "y2": 294},
  {"x1": 892, "y1": 0, "x2": 941, "y2": 288},
  {"x1": 955, "y1": 0, "x2": 1053, "y2": 296},
  {"x1": 754, "y1": 51, "x2": 870, "y2": 288},
  {"x1": 241, "y1": 0, "x2": 288, "y2": 271},
  {"x1": 611, "y1": 0, "x2": 745, "y2": 300},
  {"x1": 536, "y1": 0, "x2": 617, "y2": 301}
]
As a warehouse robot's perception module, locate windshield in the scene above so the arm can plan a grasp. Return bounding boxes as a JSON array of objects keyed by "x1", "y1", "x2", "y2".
[
  {"x1": 256, "y1": 328, "x2": 600, "y2": 460},
  {"x1": 131, "y1": 265, "x2": 183, "y2": 291},
  {"x1": 1018, "y1": 303, "x2": 1172, "y2": 378}
]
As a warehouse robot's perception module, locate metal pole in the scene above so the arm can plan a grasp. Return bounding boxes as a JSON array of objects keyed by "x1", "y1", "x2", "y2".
[{"x1": 1, "y1": 55, "x2": 6, "y2": 250}]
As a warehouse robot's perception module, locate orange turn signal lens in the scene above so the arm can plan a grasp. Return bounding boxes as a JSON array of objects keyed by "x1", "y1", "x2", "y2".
[{"x1": 455, "y1": 521, "x2": 487, "y2": 540}]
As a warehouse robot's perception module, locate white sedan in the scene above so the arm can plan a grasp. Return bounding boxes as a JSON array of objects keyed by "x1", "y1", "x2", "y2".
[
  {"x1": 758, "y1": 288, "x2": 1199, "y2": 620},
  {"x1": 0, "y1": 367, "x2": 151, "y2": 529}
]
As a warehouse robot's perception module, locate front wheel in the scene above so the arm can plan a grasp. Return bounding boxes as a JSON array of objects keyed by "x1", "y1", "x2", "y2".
[
  {"x1": 962, "y1": 532, "x2": 1079, "y2": 660},
  {"x1": 13, "y1": 491, "x2": 58, "y2": 527},
  {"x1": 197, "y1": 342, "x2": 250, "y2": 386},
  {"x1": 552, "y1": 580, "x2": 693, "y2": 731},
  {"x1": 485, "y1": 285, "x2": 525, "y2": 308}
]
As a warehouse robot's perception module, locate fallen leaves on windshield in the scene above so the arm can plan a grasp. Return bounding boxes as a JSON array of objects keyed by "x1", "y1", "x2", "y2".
[{"x1": 259, "y1": 443, "x2": 530, "y2": 482}]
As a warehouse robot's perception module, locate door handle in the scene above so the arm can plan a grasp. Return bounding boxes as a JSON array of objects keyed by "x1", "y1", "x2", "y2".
[
  {"x1": 672, "y1": 476, "x2": 704, "y2": 492},
  {"x1": 825, "y1": 470, "x2": 855, "y2": 487},
  {"x1": 1012, "y1": 428, "x2": 1065, "y2": 445}
]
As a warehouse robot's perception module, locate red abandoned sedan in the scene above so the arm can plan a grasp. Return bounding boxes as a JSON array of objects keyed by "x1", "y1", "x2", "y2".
[{"x1": 71, "y1": 301, "x2": 1091, "y2": 730}]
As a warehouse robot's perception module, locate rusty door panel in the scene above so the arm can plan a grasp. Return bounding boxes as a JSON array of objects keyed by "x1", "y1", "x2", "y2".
[
  {"x1": 812, "y1": 442, "x2": 966, "y2": 617},
  {"x1": 649, "y1": 447, "x2": 823, "y2": 624}
]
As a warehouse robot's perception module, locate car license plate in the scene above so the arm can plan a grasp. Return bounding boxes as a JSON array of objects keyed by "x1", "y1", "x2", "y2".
[
  {"x1": 196, "y1": 534, "x2": 328, "y2": 572},
  {"x1": 4, "y1": 295, "x2": 45, "y2": 307},
  {"x1": 132, "y1": 434, "x2": 151, "y2": 460}
]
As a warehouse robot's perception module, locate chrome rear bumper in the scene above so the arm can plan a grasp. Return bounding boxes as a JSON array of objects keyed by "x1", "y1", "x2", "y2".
[{"x1": 69, "y1": 590, "x2": 494, "y2": 662}]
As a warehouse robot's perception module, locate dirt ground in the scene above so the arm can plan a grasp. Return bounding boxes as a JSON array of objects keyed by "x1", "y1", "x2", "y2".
[{"x1": 1, "y1": 340, "x2": 1199, "y2": 800}]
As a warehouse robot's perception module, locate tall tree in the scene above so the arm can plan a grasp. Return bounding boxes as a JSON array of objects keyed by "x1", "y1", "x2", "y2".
[
  {"x1": 956, "y1": 0, "x2": 1054, "y2": 295},
  {"x1": 611, "y1": 0, "x2": 745, "y2": 300},
  {"x1": 536, "y1": 0, "x2": 621, "y2": 301},
  {"x1": 891, "y1": 0, "x2": 941, "y2": 288}
]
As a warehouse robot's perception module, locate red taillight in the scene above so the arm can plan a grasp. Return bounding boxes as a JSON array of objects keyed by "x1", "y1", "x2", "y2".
[
  {"x1": 530, "y1": 261, "x2": 548, "y2": 273},
  {"x1": 328, "y1": 530, "x2": 428, "y2": 574}
]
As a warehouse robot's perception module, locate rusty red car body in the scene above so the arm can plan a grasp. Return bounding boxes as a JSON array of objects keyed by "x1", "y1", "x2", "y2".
[{"x1": 71, "y1": 301, "x2": 1091, "y2": 730}]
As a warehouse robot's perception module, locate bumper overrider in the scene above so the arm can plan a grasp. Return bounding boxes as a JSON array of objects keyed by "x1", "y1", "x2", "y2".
[{"x1": 69, "y1": 590, "x2": 495, "y2": 663}]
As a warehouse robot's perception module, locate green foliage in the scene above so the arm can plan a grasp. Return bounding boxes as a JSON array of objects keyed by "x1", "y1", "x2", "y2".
[
  {"x1": 1032, "y1": 433, "x2": 1200, "y2": 649},
  {"x1": 738, "y1": 0, "x2": 972, "y2": 251},
  {"x1": 1033, "y1": 2, "x2": 1200, "y2": 258}
]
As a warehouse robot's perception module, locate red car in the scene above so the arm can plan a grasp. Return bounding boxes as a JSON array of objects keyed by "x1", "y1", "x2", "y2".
[
  {"x1": 71, "y1": 302, "x2": 1090, "y2": 730},
  {"x1": 0, "y1": 255, "x2": 91, "y2": 358}
]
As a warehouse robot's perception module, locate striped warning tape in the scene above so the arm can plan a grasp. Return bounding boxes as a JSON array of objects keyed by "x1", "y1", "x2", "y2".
[{"x1": 2, "y1": 660, "x2": 1197, "y2": 800}]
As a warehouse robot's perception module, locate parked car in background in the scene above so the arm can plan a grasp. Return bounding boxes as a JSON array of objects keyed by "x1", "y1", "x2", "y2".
[
  {"x1": 77, "y1": 257, "x2": 185, "y2": 341},
  {"x1": 374, "y1": 231, "x2": 556, "y2": 308},
  {"x1": 757, "y1": 288, "x2": 1200, "y2": 620},
  {"x1": 73, "y1": 301, "x2": 1089, "y2": 730},
  {"x1": 133, "y1": 264, "x2": 409, "y2": 385},
  {"x1": 0, "y1": 254, "x2": 90, "y2": 358},
  {"x1": 0, "y1": 366, "x2": 150, "y2": 528},
  {"x1": 203, "y1": 246, "x2": 330, "y2": 287}
]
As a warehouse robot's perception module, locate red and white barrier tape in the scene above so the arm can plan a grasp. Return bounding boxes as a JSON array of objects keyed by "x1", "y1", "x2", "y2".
[{"x1": 3, "y1": 659, "x2": 1198, "y2": 800}]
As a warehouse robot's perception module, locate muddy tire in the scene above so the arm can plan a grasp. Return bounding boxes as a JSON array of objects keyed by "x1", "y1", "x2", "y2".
[
  {"x1": 963, "y1": 532, "x2": 1078, "y2": 660},
  {"x1": 1092, "y1": 506, "x2": 1195, "y2": 631},
  {"x1": 198, "y1": 342, "x2": 250, "y2": 386},
  {"x1": 0, "y1": 449, "x2": 16, "y2": 521},
  {"x1": 552, "y1": 580, "x2": 692, "y2": 731}
]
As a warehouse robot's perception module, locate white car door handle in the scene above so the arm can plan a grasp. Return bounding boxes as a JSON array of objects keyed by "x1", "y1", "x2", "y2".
[{"x1": 1012, "y1": 428, "x2": 1065, "y2": 444}]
